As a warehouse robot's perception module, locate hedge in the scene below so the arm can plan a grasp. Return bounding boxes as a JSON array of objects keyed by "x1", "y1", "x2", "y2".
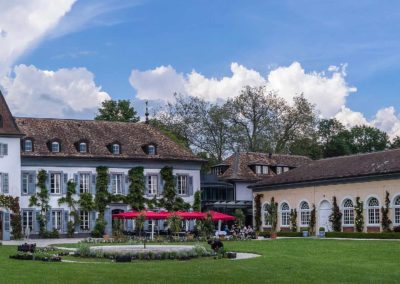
[
  {"x1": 325, "y1": 232, "x2": 400, "y2": 239},
  {"x1": 277, "y1": 232, "x2": 303, "y2": 237}
]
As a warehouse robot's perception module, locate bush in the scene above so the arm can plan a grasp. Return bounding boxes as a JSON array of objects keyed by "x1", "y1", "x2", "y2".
[
  {"x1": 91, "y1": 218, "x2": 107, "y2": 238},
  {"x1": 326, "y1": 232, "x2": 400, "y2": 239},
  {"x1": 76, "y1": 243, "x2": 91, "y2": 257},
  {"x1": 393, "y1": 226, "x2": 400, "y2": 233},
  {"x1": 277, "y1": 231, "x2": 302, "y2": 237},
  {"x1": 258, "y1": 231, "x2": 271, "y2": 238}
]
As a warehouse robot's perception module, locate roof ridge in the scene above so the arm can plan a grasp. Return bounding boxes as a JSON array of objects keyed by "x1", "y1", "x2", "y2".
[
  {"x1": 315, "y1": 148, "x2": 400, "y2": 162},
  {"x1": 15, "y1": 116, "x2": 145, "y2": 124}
]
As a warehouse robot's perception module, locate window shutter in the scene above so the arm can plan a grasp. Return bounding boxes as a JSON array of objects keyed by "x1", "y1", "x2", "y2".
[
  {"x1": 34, "y1": 211, "x2": 40, "y2": 233},
  {"x1": 74, "y1": 174, "x2": 80, "y2": 196},
  {"x1": 173, "y1": 175, "x2": 178, "y2": 193},
  {"x1": 28, "y1": 172, "x2": 36, "y2": 195},
  {"x1": 75, "y1": 210, "x2": 81, "y2": 233},
  {"x1": 46, "y1": 210, "x2": 52, "y2": 231},
  {"x1": 21, "y1": 173, "x2": 25, "y2": 195},
  {"x1": 63, "y1": 173, "x2": 68, "y2": 194},
  {"x1": 127, "y1": 219, "x2": 133, "y2": 231},
  {"x1": 145, "y1": 175, "x2": 150, "y2": 197},
  {"x1": 91, "y1": 174, "x2": 97, "y2": 195},
  {"x1": 124, "y1": 174, "x2": 129, "y2": 195},
  {"x1": 158, "y1": 174, "x2": 164, "y2": 196},
  {"x1": 104, "y1": 208, "x2": 111, "y2": 235},
  {"x1": 64, "y1": 210, "x2": 69, "y2": 233},
  {"x1": 46, "y1": 172, "x2": 51, "y2": 193},
  {"x1": 1, "y1": 143, "x2": 8, "y2": 156},
  {"x1": 2, "y1": 173, "x2": 9, "y2": 194},
  {"x1": 4, "y1": 212, "x2": 10, "y2": 231},
  {"x1": 107, "y1": 174, "x2": 112, "y2": 193},
  {"x1": 90, "y1": 211, "x2": 96, "y2": 230},
  {"x1": 188, "y1": 176, "x2": 193, "y2": 196}
]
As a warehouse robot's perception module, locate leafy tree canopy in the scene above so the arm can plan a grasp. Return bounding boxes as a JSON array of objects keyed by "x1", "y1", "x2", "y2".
[{"x1": 95, "y1": 100, "x2": 140, "y2": 122}]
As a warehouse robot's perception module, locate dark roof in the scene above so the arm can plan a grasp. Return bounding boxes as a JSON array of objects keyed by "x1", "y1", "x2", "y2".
[
  {"x1": 16, "y1": 117, "x2": 203, "y2": 162},
  {"x1": 0, "y1": 91, "x2": 23, "y2": 137},
  {"x1": 215, "y1": 152, "x2": 311, "y2": 181},
  {"x1": 251, "y1": 149, "x2": 400, "y2": 189}
]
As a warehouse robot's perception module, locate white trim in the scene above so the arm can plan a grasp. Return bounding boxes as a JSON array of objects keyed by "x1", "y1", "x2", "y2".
[
  {"x1": 392, "y1": 194, "x2": 400, "y2": 225},
  {"x1": 261, "y1": 201, "x2": 271, "y2": 228},
  {"x1": 339, "y1": 196, "x2": 355, "y2": 210},
  {"x1": 279, "y1": 201, "x2": 290, "y2": 227},
  {"x1": 365, "y1": 195, "x2": 381, "y2": 226},
  {"x1": 317, "y1": 199, "x2": 331, "y2": 211}
]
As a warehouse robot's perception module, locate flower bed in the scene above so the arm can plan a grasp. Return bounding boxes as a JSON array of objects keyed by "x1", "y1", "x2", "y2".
[{"x1": 9, "y1": 247, "x2": 69, "y2": 262}]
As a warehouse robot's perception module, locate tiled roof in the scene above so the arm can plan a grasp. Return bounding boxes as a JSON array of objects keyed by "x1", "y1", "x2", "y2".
[
  {"x1": 0, "y1": 92, "x2": 23, "y2": 137},
  {"x1": 216, "y1": 152, "x2": 312, "y2": 181},
  {"x1": 251, "y1": 149, "x2": 400, "y2": 189},
  {"x1": 16, "y1": 117, "x2": 203, "y2": 162}
]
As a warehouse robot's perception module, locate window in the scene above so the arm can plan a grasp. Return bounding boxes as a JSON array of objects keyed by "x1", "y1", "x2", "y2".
[
  {"x1": 24, "y1": 140, "x2": 33, "y2": 152},
  {"x1": 281, "y1": 202, "x2": 290, "y2": 227},
  {"x1": 51, "y1": 142, "x2": 60, "y2": 153},
  {"x1": 22, "y1": 211, "x2": 34, "y2": 232},
  {"x1": 147, "y1": 175, "x2": 158, "y2": 195},
  {"x1": 79, "y1": 142, "x2": 87, "y2": 153},
  {"x1": 112, "y1": 144, "x2": 120, "y2": 154},
  {"x1": 50, "y1": 173, "x2": 61, "y2": 194},
  {"x1": 52, "y1": 210, "x2": 62, "y2": 231},
  {"x1": 80, "y1": 211, "x2": 90, "y2": 231},
  {"x1": 177, "y1": 175, "x2": 188, "y2": 195},
  {"x1": 342, "y1": 199, "x2": 354, "y2": 225},
  {"x1": 22, "y1": 173, "x2": 29, "y2": 194},
  {"x1": 283, "y1": 167, "x2": 289, "y2": 173},
  {"x1": 300, "y1": 201, "x2": 310, "y2": 226},
  {"x1": 0, "y1": 143, "x2": 8, "y2": 156},
  {"x1": 394, "y1": 196, "x2": 400, "y2": 224},
  {"x1": 148, "y1": 145, "x2": 156, "y2": 155},
  {"x1": 276, "y1": 167, "x2": 282, "y2": 175},
  {"x1": 80, "y1": 173, "x2": 90, "y2": 194},
  {"x1": 367, "y1": 197, "x2": 380, "y2": 225},
  {"x1": 263, "y1": 203, "x2": 271, "y2": 227},
  {"x1": 255, "y1": 165, "x2": 269, "y2": 175},
  {"x1": 111, "y1": 174, "x2": 123, "y2": 194}
]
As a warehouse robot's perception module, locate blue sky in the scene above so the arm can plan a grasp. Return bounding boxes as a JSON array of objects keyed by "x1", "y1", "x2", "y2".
[{"x1": 1, "y1": 0, "x2": 400, "y2": 135}]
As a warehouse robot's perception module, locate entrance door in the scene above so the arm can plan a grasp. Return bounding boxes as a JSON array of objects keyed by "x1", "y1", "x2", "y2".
[
  {"x1": 318, "y1": 200, "x2": 332, "y2": 232},
  {"x1": 0, "y1": 212, "x2": 3, "y2": 240}
]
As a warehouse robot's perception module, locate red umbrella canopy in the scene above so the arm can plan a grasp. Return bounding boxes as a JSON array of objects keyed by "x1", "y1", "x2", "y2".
[
  {"x1": 112, "y1": 210, "x2": 170, "y2": 220},
  {"x1": 175, "y1": 211, "x2": 205, "y2": 220},
  {"x1": 112, "y1": 211, "x2": 139, "y2": 219},
  {"x1": 208, "y1": 210, "x2": 236, "y2": 221}
]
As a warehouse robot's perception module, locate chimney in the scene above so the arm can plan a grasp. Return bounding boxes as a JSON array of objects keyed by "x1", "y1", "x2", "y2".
[
  {"x1": 268, "y1": 152, "x2": 272, "y2": 159},
  {"x1": 145, "y1": 101, "x2": 149, "y2": 124}
]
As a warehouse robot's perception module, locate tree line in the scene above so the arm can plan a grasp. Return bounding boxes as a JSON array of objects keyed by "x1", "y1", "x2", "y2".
[{"x1": 95, "y1": 86, "x2": 400, "y2": 163}]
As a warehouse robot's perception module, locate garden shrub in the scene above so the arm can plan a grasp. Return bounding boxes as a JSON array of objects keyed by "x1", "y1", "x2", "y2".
[{"x1": 326, "y1": 232, "x2": 400, "y2": 239}]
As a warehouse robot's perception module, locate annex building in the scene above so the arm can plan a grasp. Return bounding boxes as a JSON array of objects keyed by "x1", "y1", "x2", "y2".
[{"x1": 0, "y1": 92, "x2": 203, "y2": 240}]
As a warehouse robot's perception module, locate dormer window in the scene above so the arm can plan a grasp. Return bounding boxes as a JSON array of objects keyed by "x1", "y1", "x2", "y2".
[
  {"x1": 51, "y1": 142, "x2": 60, "y2": 153},
  {"x1": 112, "y1": 143, "x2": 120, "y2": 154},
  {"x1": 24, "y1": 139, "x2": 33, "y2": 152},
  {"x1": 79, "y1": 142, "x2": 87, "y2": 153},
  {"x1": 255, "y1": 165, "x2": 269, "y2": 175},
  {"x1": 148, "y1": 145, "x2": 156, "y2": 155},
  {"x1": 276, "y1": 166, "x2": 282, "y2": 175}
]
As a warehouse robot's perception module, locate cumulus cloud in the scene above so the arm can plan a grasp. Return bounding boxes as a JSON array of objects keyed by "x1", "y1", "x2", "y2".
[
  {"x1": 0, "y1": 0, "x2": 76, "y2": 75},
  {"x1": 335, "y1": 106, "x2": 370, "y2": 128},
  {"x1": 129, "y1": 61, "x2": 356, "y2": 117},
  {"x1": 0, "y1": 64, "x2": 110, "y2": 118}
]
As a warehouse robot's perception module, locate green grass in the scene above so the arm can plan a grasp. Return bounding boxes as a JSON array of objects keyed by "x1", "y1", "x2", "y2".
[{"x1": 1, "y1": 239, "x2": 400, "y2": 283}]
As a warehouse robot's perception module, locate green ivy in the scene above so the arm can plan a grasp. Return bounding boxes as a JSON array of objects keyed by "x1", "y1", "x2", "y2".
[
  {"x1": 267, "y1": 197, "x2": 278, "y2": 233},
  {"x1": 159, "y1": 166, "x2": 190, "y2": 211},
  {"x1": 0, "y1": 195, "x2": 22, "y2": 239},
  {"x1": 309, "y1": 204, "x2": 316, "y2": 235},
  {"x1": 234, "y1": 209, "x2": 245, "y2": 227},
  {"x1": 29, "y1": 169, "x2": 50, "y2": 237},
  {"x1": 355, "y1": 197, "x2": 364, "y2": 232},
  {"x1": 254, "y1": 194, "x2": 263, "y2": 230},
  {"x1": 58, "y1": 180, "x2": 79, "y2": 238},
  {"x1": 329, "y1": 196, "x2": 342, "y2": 232},
  {"x1": 192, "y1": 190, "x2": 201, "y2": 212},
  {"x1": 290, "y1": 209, "x2": 298, "y2": 232},
  {"x1": 93, "y1": 166, "x2": 110, "y2": 237},
  {"x1": 381, "y1": 191, "x2": 392, "y2": 232},
  {"x1": 126, "y1": 167, "x2": 146, "y2": 211}
]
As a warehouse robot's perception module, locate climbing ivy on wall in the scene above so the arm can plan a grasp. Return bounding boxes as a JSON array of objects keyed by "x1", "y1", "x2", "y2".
[
  {"x1": 254, "y1": 194, "x2": 263, "y2": 230},
  {"x1": 58, "y1": 180, "x2": 79, "y2": 238},
  {"x1": 290, "y1": 209, "x2": 298, "y2": 232},
  {"x1": 92, "y1": 166, "x2": 110, "y2": 237},
  {"x1": 355, "y1": 197, "x2": 364, "y2": 232},
  {"x1": 267, "y1": 197, "x2": 278, "y2": 233},
  {"x1": 192, "y1": 190, "x2": 201, "y2": 212},
  {"x1": 29, "y1": 169, "x2": 50, "y2": 237},
  {"x1": 309, "y1": 204, "x2": 316, "y2": 235},
  {"x1": 381, "y1": 191, "x2": 392, "y2": 232},
  {"x1": 126, "y1": 167, "x2": 146, "y2": 211},
  {"x1": 159, "y1": 166, "x2": 190, "y2": 211},
  {"x1": 329, "y1": 196, "x2": 342, "y2": 232},
  {"x1": 0, "y1": 195, "x2": 22, "y2": 239}
]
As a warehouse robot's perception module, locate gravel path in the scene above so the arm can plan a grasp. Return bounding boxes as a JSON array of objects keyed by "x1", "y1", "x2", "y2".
[{"x1": 232, "y1": 252, "x2": 261, "y2": 260}]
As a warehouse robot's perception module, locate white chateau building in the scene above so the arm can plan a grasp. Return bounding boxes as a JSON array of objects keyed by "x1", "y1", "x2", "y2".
[{"x1": 0, "y1": 92, "x2": 202, "y2": 240}]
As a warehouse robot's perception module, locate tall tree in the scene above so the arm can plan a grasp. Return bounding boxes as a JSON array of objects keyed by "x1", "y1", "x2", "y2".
[
  {"x1": 95, "y1": 100, "x2": 140, "y2": 122},
  {"x1": 349, "y1": 125, "x2": 389, "y2": 153}
]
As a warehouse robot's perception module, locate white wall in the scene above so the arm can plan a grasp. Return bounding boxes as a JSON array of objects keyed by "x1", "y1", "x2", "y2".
[
  {"x1": 235, "y1": 182, "x2": 253, "y2": 201},
  {"x1": 0, "y1": 137, "x2": 21, "y2": 197}
]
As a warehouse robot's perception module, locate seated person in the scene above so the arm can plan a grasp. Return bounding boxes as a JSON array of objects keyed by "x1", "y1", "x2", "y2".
[{"x1": 207, "y1": 238, "x2": 224, "y2": 252}]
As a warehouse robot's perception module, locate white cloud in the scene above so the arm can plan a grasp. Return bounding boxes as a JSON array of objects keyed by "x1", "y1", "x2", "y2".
[
  {"x1": 335, "y1": 106, "x2": 370, "y2": 128},
  {"x1": 129, "y1": 61, "x2": 356, "y2": 117},
  {"x1": 0, "y1": 0, "x2": 76, "y2": 75},
  {"x1": 1, "y1": 64, "x2": 110, "y2": 118}
]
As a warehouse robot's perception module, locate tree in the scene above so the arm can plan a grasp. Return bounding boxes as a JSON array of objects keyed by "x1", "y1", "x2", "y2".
[
  {"x1": 266, "y1": 197, "x2": 278, "y2": 233},
  {"x1": 381, "y1": 191, "x2": 392, "y2": 232},
  {"x1": 349, "y1": 125, "x2": 389, "y2": 153},
  {"x1": 290, "y1": 209, "x2": 298, "y2": 232},
  {"x1": 309, "y1": 204, "x2": 316, "y2": 235},
  {"x1": 95, "y1": 100, "x2": 140, "y2": 122},
  {"x1": 92, "y1": 166, "x2": 110, "y2": 237},
  {"x1": 149, "y1": 118, "x2": 190, "y2": 150},
  {"x1": 390, "y1": 136, "x2": 400, "y2": 149},
  {"x1": 159, "y1": 94, "x2": 231, "y2": 162},
  {"x1": 29, "y1": 170, "x2": 50, "y2": 237},
  {"x1": 234, "y1": 209, "x2": 245, "y2": 227},
  {"x1": 329, "y1": 196, "x2": 342, "y2": 232},
  {"x1": 254, "y1": 194, "x2": 263, "y2": 230},
  {"x1": 58, "y1": 180, "x2": 79, "y2": 237},
  {"x1": 355, "y1": 197, "x2": 364, "y2": 232},
  {"x1": 167, "y1": 213, "x2": 182, "y2": 239},
  {"x1": 126, "y1": 167, "x2": 146, "y2": 211},
  {"x1": 192, "y1": 190, "x2": 202, "y2": 212}
]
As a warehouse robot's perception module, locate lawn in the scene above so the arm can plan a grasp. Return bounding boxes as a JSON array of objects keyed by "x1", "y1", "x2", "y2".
[{"x1": 1, "y1": 239, "x2": 399, "y2": 283}]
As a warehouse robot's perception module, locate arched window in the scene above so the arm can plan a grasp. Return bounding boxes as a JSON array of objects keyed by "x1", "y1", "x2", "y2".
[
  {"x1": 79, "y1": 142, "x2": 87, "y2": 153},
  {"x1": 51, "y1": 141, "x2": 60, "y2": 153},
  {"x1": 342, "y1": 199, "x2": 354, "y2": 225},
  {"x1": 148, "y1": 145, "x2": 156, "y2": 155},
  {"x1": 262, "y1": 203, "x2": 271, "y2": 227},
  {"x1": 394, "y1": 195, "x2": 400, "y2": 225},
  {"x1": 367, "y1": 197, "x2": 380, "y2": 225},
  {"x1": 112, "y1": 144, "x2": 120, "y2": 154},
  {"x1": 24, "y1": 139, "x2": 33, "y2": 152},
  {"x1": 300, "y1": 201, "x2": 310, "y2": 226},
  {"x1": 280, "y1": 202, "x2": 290, "y2": 227}
]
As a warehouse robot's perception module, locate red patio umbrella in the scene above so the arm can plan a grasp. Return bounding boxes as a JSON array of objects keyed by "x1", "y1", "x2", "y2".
[
  {"x1": 208, "y1": 210, "x2": 236, "y2": 221},
  {"x1": 174, "y1": 211, "x2": 205, "y2": 220}
]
